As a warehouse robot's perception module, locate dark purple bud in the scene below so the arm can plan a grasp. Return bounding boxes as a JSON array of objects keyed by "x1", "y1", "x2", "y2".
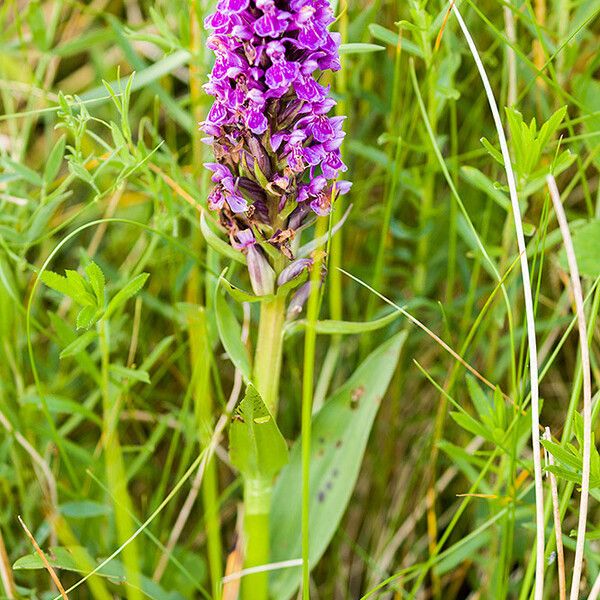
[
  {"x1": 277, "y1": 258, "x2": 312, "y2": 286},
  {"x1": 287, "y1": 282, "x2": 312, "y2": 318}
]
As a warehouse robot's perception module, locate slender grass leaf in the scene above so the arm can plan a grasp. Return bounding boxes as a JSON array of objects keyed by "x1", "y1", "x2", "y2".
[
  {"x1": 43, "y1": 135, "x2": 66, "y2": 184},
  {"x1": 200, "y1": 213, "x2": 247, "y2": 265},
  {"x1": 339, "y1": 43, "x2": 385, "y2": 54},
  {"x1": 286, "y1": 310, "x2": 400, "y2": 336},
  {"x1": 214, "y1": 280, "x2": 252, "y2": 381}
]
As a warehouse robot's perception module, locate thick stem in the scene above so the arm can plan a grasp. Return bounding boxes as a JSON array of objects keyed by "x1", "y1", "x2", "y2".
[
  {"x1": 241, "y1": 478, "x2": 272, "y2": 600},
  {"x1": 240, "y1": 294, "x2": 286, "y2": 600},
  {"x1": 253, "y1": 295, "x2": 286, "y2": 415}
]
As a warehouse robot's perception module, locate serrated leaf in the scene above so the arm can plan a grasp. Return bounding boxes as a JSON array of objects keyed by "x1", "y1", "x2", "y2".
[
  {"x1": 76, "y1": 306, "x2": 100, "y2": 330},
  {"x1": 105, "y1": 273, "x2": 149, "y2": 318},
  {"x1": 229, "y1": 385, "x2": 288, "y2": 480},
  {"x1": 85, "y1": 262, "x2": 105, "y2": 305},
  {"x1": 269, "y1": 332, "x2": 406, "y2": 599},
  {"x1": 60, "y1": 329, "x2": 97, "y2": 359},
  {"x1": 65, "y1": 270, "x2": 96, "y2": 306},
  {"x1": 43, "y1": 135, "x2": 66, "y2": 184},
  {"x1": 59, "y1": 501, "x2": 111, "y2": 519},
  {"x1": 41, "y1": 270, "x2": 94, "y2": 306}
]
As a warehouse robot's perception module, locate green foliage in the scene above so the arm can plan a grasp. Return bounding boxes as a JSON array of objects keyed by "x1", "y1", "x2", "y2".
[
  {"x1": 0, "y1": 0, "x2": 599, "y2": 598},
  {"x1": 269, "y1": 332, "x2": 406, "y2": 599},
  {"x1": 229, "y1": 385, "x2": 289, "y2": 481}
]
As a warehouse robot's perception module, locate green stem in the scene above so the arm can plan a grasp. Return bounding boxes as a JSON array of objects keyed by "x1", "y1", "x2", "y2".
[
  {"x1": 241, "y1": 293, "x2": 287, "y2": 600},
  {"x1": 253, "y1": 295, "x2": 286, "y2": 415},
  {"x1": 241, "y1": 478, "x2": 272, "y2": 600},
  {"x1": 301, "y1": 218, "x2": 327, "y2": 600}
]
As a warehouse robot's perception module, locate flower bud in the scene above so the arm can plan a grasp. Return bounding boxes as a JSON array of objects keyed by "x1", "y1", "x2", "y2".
[
  {"x1": 247, "y1": 246, "x2": 275, "y2": 296},
  {"x1": 277, "y1": 258, "x2": 312, "y2": 287}
]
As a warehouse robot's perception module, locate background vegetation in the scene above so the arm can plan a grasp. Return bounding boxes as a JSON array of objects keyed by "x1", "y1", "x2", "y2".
[{"x1": 0, "y1": 0, "x2": 599, "y2": 598}]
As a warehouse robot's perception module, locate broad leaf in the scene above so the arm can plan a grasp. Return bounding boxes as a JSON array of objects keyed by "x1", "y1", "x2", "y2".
[
  {"x1": 229, "y1": 385, "x2": 289, "y2": 480},
  {"x1": 269, "y1": 332, "x2": 406, "y2": 599}
]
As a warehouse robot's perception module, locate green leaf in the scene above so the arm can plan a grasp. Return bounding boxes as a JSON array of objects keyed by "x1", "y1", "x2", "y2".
[
  {"x1": 110, "y1": 364, "x2": 151, "y2": 384},
  {"x1": 1, "y1": 157, "x2": 43, "y2": 187},
  {"x1": 269, "y1": 332, "x2": 406, "y2": 599},
  {"x1": 43, "y1": 135, "x2": 66, "y2": 184},
  {"x1": 367, "y1": 23, "x2": 424, "y2": 57},
  {"x1": 214, "y1": 280, "x2": 252, "y2": 381},
  {"x1": 41, "y1": 270, "x2": 95, "y2": 307},
  {"x1": 286, "y1": 311, "x2": 400, "y2": 336},
  {"x1": 60, "y1": 330, "x2": 97, "y2": 359},
  {"x1": 76, "y1": 305, "x2": 100, "y2": 330},
  {"x1": 339, "y1": 43, "x2": 385, "y2": 54},
  {"x1": 220, "y1": 275, "x2": 273, "y2": 304},
  {"x1": 200, "y1": 213, "x2": 246, "y2": 265},
  {"x1": 229, "y1": 385, "x2": 288, "y2": 480},
  {"x1": 480, "y1": 137, "x2": 504, "y2": 166},
  {"x1": 460, "y1": 166, "x2": 510, "y2": 211},
  {"x1": 68, "y1": 160, "x2": 98, "y2": 192},
  {"x1": 105, "y1": 273, "x2": 149, "y2": 318},
  {"x1": 541, "y1": 439, "x2": 581, "y2": 471},
  {"x1": 26, "y1": 1, "x2": 48, "y2": 50},
  {"x1": 59, "y1": 501, "x2": 111, "y2": 519},
  {"x1": 449, "y1": 411, "x2": 493, "y2": 443},
  {"x1": 85, "y1": 262, "x2": 106, "y2": 305},
  {"x1": 559, "y1": 219, "x2": 600, "y2": 278},
  {"x1": 13, "y1": 549, "x2": 181, "y2": 600}
]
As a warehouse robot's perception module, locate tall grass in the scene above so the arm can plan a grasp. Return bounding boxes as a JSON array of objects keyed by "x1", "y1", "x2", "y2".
[{"x1": 0, "y1": 0, "x2": 599, "y2": 599}]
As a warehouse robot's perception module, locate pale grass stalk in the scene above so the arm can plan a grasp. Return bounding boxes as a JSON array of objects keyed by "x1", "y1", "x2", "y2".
[
  {"x1": 503, "y1": 4, "x2": 517, "y2": 106},
  {"x1": 0, "y1": 528, "x2": 16, "y2": 600},
  {"x1": 340, "y1": 268, "x2": 506, "y2": 397},
  {"x1": 544, "y1": 427, "x2": 567, "y2": 600},
  {"x1": 589, "y1": 574, "x2": 600, "y2": 600},
  {"x1": 18, "y1": 516, "x2": 68, "y2": 600},
  {"x1": 450, "y1": 4, "x2": 545, "y2": 596},
  {"x1": 547, "y1": 174, "x2": 592, "y2": 600},
  {"x1": 221, "y1": 559, "x2": 303, "y2": 584}
]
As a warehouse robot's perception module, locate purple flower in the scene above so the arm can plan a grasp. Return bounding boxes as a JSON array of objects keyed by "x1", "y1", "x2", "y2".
[{"x1": 201, "y1": 0, "x2": 350, "y2": 286}]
